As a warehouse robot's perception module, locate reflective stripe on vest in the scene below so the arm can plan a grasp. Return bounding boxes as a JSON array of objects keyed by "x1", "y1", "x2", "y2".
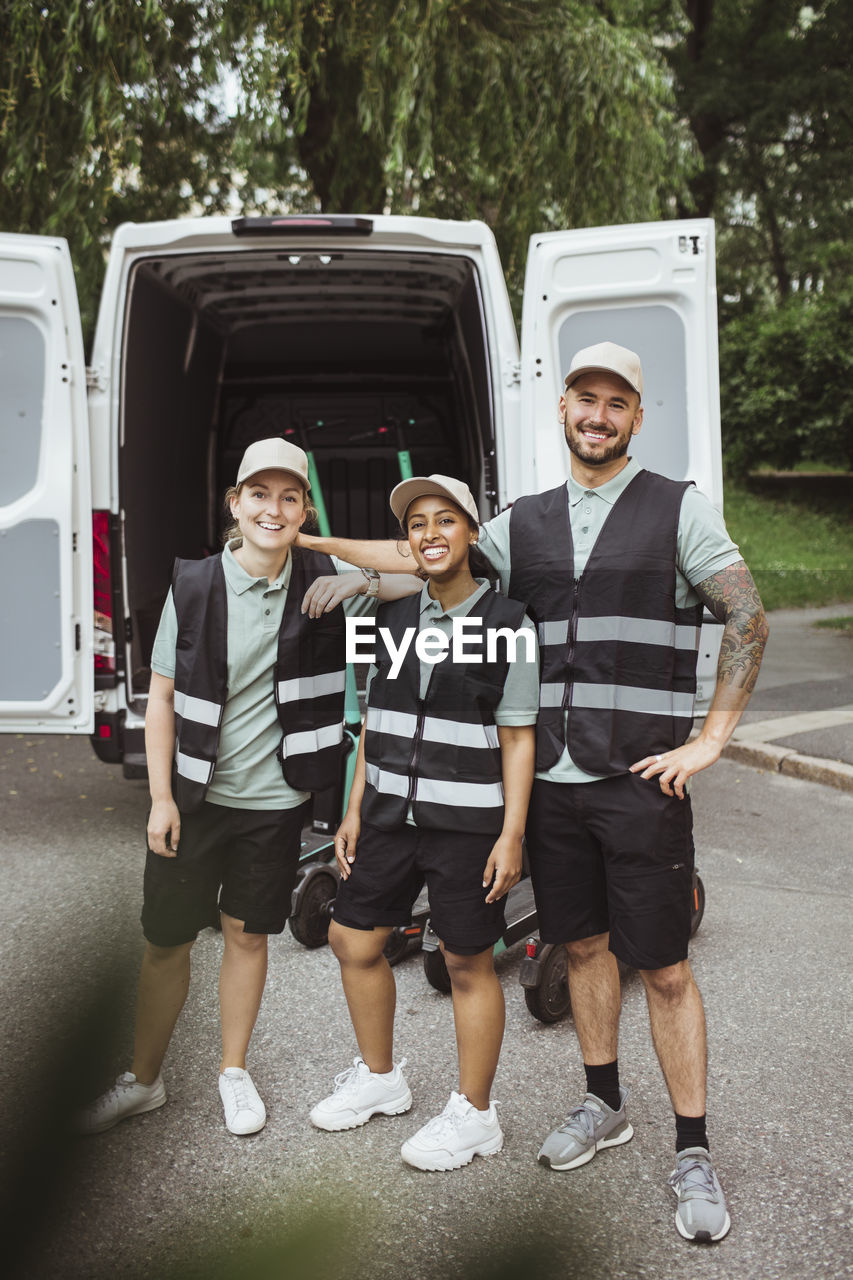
[
  {"x1": 540, "y1": 616, "x2": 700, "y2": 650},
  {"x1": 175, "y1": 750, "x2": 215, "y2": 786},
  {"x1": 173, "y1": 690, "x2": 223, "y2": 728},
  {"x1": 365, "y1": 705, "x2": 500, "y2": 751},
  {"x1": 277, "y1": 670, "x2": 347, "y2": 703},
  {"x1": 281, "y1": 721, "x2": 344, "y2": 759},
  {"x1": 365, "y1": 763, "x2": 504, "y2": 809}
]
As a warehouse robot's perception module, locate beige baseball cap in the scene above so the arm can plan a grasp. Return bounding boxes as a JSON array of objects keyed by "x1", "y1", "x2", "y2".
[
  {"x1": 564, "y1": 341, "x2": 643, "y2": 400},
  {"x1": 236, "y1": 437, "x2": 310, "y2": 488},
  {"x1": 390, "y1": 474, "x2": 480, "y2": 527}
]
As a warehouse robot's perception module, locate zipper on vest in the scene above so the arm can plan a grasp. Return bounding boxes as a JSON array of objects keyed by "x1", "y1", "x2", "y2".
[
  {"x1": 407, "y1": 662, "x2": 436, "y2": 807},
  {"x1": 562, "y1": 575, "x2": 582, "y2": 717},
  {"x1": 407, "y1": 696, "x2": 426, "y2": 805}
]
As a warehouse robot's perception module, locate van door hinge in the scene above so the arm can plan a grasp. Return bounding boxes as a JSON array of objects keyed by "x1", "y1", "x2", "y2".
[
  {"x1": 502, "y1": 358, "x2": 521, "y2": 388},
  {"x1": 86, "y1": 365, "x2": 108, "y2": 392}
]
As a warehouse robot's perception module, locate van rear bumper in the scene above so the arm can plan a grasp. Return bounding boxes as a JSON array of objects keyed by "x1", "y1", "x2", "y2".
[
  {"x1": 121, "y1": 724, "x2": 148, "y2": 779},
  {"x1": 89, "y1": 711, "x2": 124, "y2": 765}
]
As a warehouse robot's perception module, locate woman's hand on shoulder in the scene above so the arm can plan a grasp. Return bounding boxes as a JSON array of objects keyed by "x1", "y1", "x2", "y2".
[{"x1": 302, "y1": 573, "x2": 364, "y2": 618}]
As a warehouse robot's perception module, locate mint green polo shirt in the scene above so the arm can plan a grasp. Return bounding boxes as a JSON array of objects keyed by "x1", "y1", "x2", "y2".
[
  {"x1": 477, "y1": 458, "x2": 742, "y2": 783},
  {"x1": 151, "y1": 543, "x2": 368, "y2": 810}
]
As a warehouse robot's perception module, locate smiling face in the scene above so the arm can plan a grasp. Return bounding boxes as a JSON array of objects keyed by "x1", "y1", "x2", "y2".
[
  {"x1": 560, "y1": 371, "x2": 643, "y2": 478},
  {"x1": 229, "y1": 469, "x2": 307, "y2": 558},
  {"x1": 405, "y1": 494, "x2": 478, "y2": 581}
]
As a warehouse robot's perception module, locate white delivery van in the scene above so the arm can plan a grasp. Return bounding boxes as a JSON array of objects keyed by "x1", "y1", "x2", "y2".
[{"x1": 0, "y1": 214, "x2": 723, "y2": 775}]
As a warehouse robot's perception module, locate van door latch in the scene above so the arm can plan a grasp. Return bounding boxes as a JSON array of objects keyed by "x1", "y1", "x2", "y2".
[
  {"x1": 502, "y1": 358, "x2": 521, "y2": 387},
  {"x1": 86, "y1": 365, "x2": 108, "y2": 392}
]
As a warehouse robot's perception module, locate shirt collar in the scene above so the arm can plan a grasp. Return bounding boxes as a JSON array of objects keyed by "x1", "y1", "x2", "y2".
[
  {"x1": 419, "y1": 577, "x2": 491, "y2": 619},
  {"x1": 223, "y1": 539, "x2": 293, "y2": 595},
  {"x1": 567, "y1": 456, "x2": 641, "y2": 507}
]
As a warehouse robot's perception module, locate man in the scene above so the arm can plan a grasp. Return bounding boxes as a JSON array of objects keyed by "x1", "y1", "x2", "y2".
[{"x1": 299, "y1": 341, "x2": 768, "y2": 1243}]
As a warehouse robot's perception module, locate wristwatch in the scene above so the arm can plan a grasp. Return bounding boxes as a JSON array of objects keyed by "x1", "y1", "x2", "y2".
[{"x1": 360, "y1": 567, "x2": 381, "y2": 598}]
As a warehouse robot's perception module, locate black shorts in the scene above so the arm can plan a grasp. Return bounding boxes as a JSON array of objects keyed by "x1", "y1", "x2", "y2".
[
  {"x1": 525, "y1": 775, "x2": 695, "y2": 970},
  {"x1": 332, "y1": 822, "x2": 506, "y2": 956},
  {"x1": 140, "y1": 801, "x2": 308, "y2": 947}
]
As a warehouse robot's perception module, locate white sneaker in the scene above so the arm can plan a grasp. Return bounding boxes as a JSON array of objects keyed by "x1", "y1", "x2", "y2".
[
  {"x1": 401, "y1": 1091, "x2": 503, "y2": 1171},
  {"x1": 218, "y1": 1067, "x2": 266, "y2": 1135},
  {"x1": 75, "y1": 1071, "x2": 166, "y2": 1135},
  {"x1": 310, "y1": 1057, "x2": 412, "y2": 1131}
]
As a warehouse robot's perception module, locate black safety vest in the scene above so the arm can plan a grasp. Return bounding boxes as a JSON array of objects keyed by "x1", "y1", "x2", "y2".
[
  {"x1": 362, "y1": 588, "x2": 528, "y2": 833},
  {"x1": 171, "y1": 547, "x2": 345, "y2": 812},
  {"x1": 508, "y1": 471, "x2": 702, "y2": 775}
]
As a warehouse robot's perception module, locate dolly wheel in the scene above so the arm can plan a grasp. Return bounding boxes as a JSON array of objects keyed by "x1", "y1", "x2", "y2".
[
  {"x1": 423, "y1": 947, "x2": 452, "y2": 994},
  {"x1": 690, "y1": 871, "x2": 706, "y2": 938},
  {"x1": 382, "y1": 928, "x2": 411, "y2": 967},
  {"x1": 524, "y1": 944, "x2": 572, "y2": 1024},
  {"x1": 289, "y1": 870, "x2": 337, "y2": 948}
]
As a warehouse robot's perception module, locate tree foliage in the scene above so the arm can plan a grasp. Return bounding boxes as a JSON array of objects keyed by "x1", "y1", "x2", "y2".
[
  {"x1": 228, "y1": 0, "x2": 696, "y2": 302},
  {"x1": 1, "y1": 0, "x2": 695, "y2": 325},
  {"x1": 720, "y1": 281, "x2": 853, "y2": 474},
  {"x1": 669, "y1": 0, "x2": 852, "y2": 309},
  {"x1": 0, "y1": 1, "x2": 238, "y2": 328}
]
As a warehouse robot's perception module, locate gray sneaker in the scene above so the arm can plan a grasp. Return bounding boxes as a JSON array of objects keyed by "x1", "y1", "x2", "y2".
[
  {"x1": 538, "y1": 1086, "x2": 633, "y2": 1170},
  {"x1": 669, "y1": 1146, "x2": 731, "y2": 1242}
]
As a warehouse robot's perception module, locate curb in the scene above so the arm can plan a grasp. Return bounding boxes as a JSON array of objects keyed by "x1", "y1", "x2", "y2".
[{"x1": 722, "y1": 739, "x2": 853, "y2": 793}]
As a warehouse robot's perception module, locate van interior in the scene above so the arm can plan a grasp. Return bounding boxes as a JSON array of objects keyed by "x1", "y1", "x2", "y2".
[{"x1": 120, "y1": 247, "x2": 498, "y2": 703}]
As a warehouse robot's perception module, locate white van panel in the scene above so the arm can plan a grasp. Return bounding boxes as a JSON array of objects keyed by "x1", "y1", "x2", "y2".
[
  {"x1": 0, "y1": 234, "x2": 93, "y2": 731},
  {"x1": 519, "y1": 219, "x2": 722, "y2": 507}
]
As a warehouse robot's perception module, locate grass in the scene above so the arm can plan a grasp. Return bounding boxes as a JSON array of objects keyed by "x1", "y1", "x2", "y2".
[
  {"x1": 814, "y1": 616, "x2": 853, "y2": 633},
  {"x1": 723, "y1": 480, "x2": 853, "y2": 611},
  {"x1": 752, "y1": 460, "x2": 851, "y2": 475}
]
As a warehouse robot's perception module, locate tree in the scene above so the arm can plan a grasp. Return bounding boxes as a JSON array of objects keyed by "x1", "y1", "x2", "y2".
[
  {"x1": 720, "y1": 282, "x2": 853, "y2": 474},
  {"x1": 668, "y1": 0, "x2": 853, "y2": 309},
  {"x1": 2, "y1": 1, "x2": 698, "y2": 329},
  {"x1": 230, "y1": 0, "x2": 697, "y2": 303},
  {"x1": 0, "y1": 1, "x2": 239, "y2": 332}
]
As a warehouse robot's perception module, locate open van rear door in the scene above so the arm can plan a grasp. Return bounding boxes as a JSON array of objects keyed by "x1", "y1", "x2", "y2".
[
  {"x1": 0, "y1": 235, "x2": 93, "y2": 732},
  {"x1": 518, "y1": 219, "x2": 722, "y2": 506},
  {"x1": 518, "y1": 218, "x2": 724, "y2": 713}
]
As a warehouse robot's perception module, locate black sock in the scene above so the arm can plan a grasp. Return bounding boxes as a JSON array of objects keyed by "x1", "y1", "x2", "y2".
[
  {"x1": 584, "y1": 1061, "x2": 622, "y2": 1112},
  {"x1": 675, "y1": 1112, "x2": 708, "y2": 1153}
]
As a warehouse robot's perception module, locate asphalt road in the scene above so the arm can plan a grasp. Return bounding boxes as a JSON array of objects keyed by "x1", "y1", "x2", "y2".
[{"x1": 1, "y1": 733, "x2": 851, "y2": 1280}]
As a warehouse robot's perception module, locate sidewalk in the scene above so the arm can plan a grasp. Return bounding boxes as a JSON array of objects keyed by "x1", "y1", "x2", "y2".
[{"x1": 720, "y1": 600, "x2": 853, "y2": 791}]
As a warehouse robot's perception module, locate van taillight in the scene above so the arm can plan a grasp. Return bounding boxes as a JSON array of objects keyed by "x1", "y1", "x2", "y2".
[
  {"x1": 231, "y1": 215, "x2": 373, "y2": 237},
  {"x1": 92, "y1": 511, "x2": 115, "y2": 674}
]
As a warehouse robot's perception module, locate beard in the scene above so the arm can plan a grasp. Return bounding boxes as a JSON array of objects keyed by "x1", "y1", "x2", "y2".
[{"x1": 564, "y1": 420, "x2": 632, "y2": 468}]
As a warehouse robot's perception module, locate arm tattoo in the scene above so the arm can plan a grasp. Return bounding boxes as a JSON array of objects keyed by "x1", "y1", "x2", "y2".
[{"x1": 694, "y1": 561, "x2": 769, "y2": 694}]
